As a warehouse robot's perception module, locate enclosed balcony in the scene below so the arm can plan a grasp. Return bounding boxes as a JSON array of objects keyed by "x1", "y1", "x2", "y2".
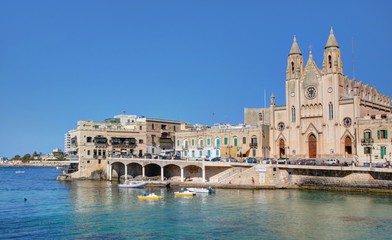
[
  {"x1": 94, "y1": 136, "x2": 108, "y2": 146},
  {"x1": 111, "y1": 137, "x2": 137, "y2": 148},
  {"x1": 249, "y1": 142, "x2": 258, "y2": 148},
  {"x1": 159, "y1": 138, "x2": 173, "y2": 149}
]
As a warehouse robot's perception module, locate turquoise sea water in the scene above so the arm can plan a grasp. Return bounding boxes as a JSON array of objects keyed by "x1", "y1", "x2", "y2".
[{"x1": 1, "y1": 167, "x2": 392, "y2": 240}]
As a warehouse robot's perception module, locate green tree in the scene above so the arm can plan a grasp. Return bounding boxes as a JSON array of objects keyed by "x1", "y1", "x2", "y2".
[
  {"x1": 12, "y1": 155, "x2": 21, "y2": 160},
  {"x1": 22, "y1": 153, "x2": 31, "y2": 162}
]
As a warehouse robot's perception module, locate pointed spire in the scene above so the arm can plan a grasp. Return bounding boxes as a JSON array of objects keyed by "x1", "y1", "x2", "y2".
[
  {"x1": 325, "y1": 27, "x2": 339, "y2": 48},
  {"x1": 308, "y1": 50, "x2": 313, "y2": 61},
  {"x1": 289, "y1": 35, "x2": 302, "y2": 55},
  {"x1": 270, "y1": 93, "x2": 275, "y2": 106}
]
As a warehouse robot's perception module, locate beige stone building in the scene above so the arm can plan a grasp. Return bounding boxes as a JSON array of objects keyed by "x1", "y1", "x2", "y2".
[
  {"x1": 65, "y1": 114, "x2": 181, "y2": 162},
  {"x1": 245, "y1": 28, "x2": 391, "y2": 161},
  {"x1": 174, "y1": 123, "x2": 269, "y2": 160},
  {"x1": 357, "y1": 114, "x2": 392, "y2": 165}
]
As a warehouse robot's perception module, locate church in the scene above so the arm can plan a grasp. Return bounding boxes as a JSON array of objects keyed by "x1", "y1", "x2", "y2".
[{"x1": 245, "y1": 28, "x2": 391, "y2": 161}]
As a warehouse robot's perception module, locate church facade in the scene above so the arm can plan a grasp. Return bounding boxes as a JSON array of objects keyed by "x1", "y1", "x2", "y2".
[{"x1": 245, "y1": 29, "x2": 391, "y2": 161}]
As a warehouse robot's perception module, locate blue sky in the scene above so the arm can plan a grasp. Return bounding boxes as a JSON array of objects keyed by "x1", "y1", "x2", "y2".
[{"x1": 1, "y1": 0, "x2": 392, "y2": 157}]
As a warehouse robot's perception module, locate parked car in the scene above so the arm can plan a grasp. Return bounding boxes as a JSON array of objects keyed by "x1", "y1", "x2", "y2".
[
  {"x1": 211, "y1": 157, "x2": 221, "y2": 162},
  {"x1": 305, "y1": 159, "x2": 317, "y2": 165},
  {"x1": 144, "y1": 153, "x2": 152, "y2": 159},
  {"x1": 246, "y1": 157, "x2": 257, "y2": 164},
  {"x1": 262, "y1": 158, "x2": 276, "y2": 164},
  {"x1": 277, "y1": 158, "x2": 288, "y2": 164},
  {"x1": 324, "y1": 158, "x2": 339, "y2": 165},
  {"x1": 221, "y1": 157, "x2": 238, "y2": 162}
]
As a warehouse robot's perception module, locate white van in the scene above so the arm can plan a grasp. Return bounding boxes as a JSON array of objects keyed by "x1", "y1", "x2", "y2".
[{"x1": 324, "y1": 158, "x2": 339, "y2": 165}]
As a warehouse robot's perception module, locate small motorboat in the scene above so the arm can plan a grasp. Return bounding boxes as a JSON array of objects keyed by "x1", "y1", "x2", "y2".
[
  {"x1": 187, "y1": 186, "x2": 215, "y2": 194},
  {"x1": 15, "y1": 171, "x2": 25, "y2": 174},
  {"x1": 118, "y1": 180, "x2": 147, "y2": 188},
  {"x1": 138, "y1": 193, "x2": 163, "y2": 200},
  {"x1": 174, "y1": 189, "x2": 196, "y2": 197}
]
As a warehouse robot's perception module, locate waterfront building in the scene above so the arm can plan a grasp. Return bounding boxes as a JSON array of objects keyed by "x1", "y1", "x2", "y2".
[
  {"x1": 245, "y1": 28, "x2": 391, "y2": 161},
  {"x1": 64, "y1": 113, "x2": 181, "y2": 164},
  {"x1": 357, "y1": 114, "x2": 392, "y2": 165},
  {"x1": 174, "y1": 123, "x2": 269, "y2": 160}
]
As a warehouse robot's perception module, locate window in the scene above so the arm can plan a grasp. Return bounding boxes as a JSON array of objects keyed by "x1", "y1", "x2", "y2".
[
  {"x1": 207, "y1": 138, "x2": 211, "y2": 146},
  {"x1": 364, "y1": 147, "x2": 372, "y2": 154},
  {"x1": 87, "y1": 137, "x2": 92, "y2": 143},
  {"x1": 291, "y1": 106, "x2": 296, "y2": 122},
  {"x1": 199, "y1": 150, "x2": 202, "y2": 157},
  {"x1": 224, "y1": 137, "x2": 228, "y2": 145},
  {"x1": 291, "y1": 61, "x2": 294, "y2": 73},
  {"x1": 93, "y1": 150, "x2": 97, "y2": 156},
  {"x1": 199, "y1": 139, "x2": 203, "y2": 148},
  {"x1": 161, "y1": 125, "x2": 167, "y2": 130},
  {"x1": 174, "y1": 126, "x2": 176, "y2": 131},
  {"x1": 139, "y1": 139, "x2": 144, "y2": 144},
  {"x1": 328, "y1": 55, "x2": 332, "y2": 68},
  {"x1": 192, "y1": 139, "x2": 195, "y2": 146},
  {"x1": 192, "y1": 150, "x2": 195, "y2": 158},
  {"x1": 259, "y1": 113, "x2": 263, "y2": 121},
  {"x1": 152, "y1": 124, "x2": 155, "y2": 130},
  {"x1": 381, "y1": 146, "x2": 387, "y2": 159},
  {"x1": 177, "y1": 140, "x2": 180, "y2": 147},
  {"x1": 184, "y1": 140, "x2": 188, "y2": 148},
  {"x1": 87, "y1": 150, "x2": 90, "y2": 156},
  {"x1": 215, "y1": 149, "x2": 219, "y2": 156},
  {"x1": 378, "y1": 130, "x2": 388, "y2": 139},
  {"x1": 139, "y1": 126, "x2": 142, "y2": 130},
  {"x1": 329, "y1": 102, "x2": 334, "y2": 120},
  {"x1": 215, "y1": 138, "x2": 220, "y2": 148},
  {"x1": 207, "y1": 150, "x2": 211, "y2": 157},
  {"x1": 233, "y1": 138, "x2": 238, "y2": 147},
  {"x1": 243, "y1": 137, "x2": 246, "y2": 144}
]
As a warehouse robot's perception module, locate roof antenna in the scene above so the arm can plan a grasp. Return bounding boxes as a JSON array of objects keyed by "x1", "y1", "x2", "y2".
[{"x1": 352, "y1": 37, "x2": 356, "y2": 80}]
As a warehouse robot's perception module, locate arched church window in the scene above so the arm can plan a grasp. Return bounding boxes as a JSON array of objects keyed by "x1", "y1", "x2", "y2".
[
  {"x1": 329, "y1": 102, "x2": 334, "y2": 120},
  {"x1": 291, "y1": 61, "x2": 294, "y2": 74},
  {"x1": 328, "y1": 55, "x2": 332, "y2": 68},
  {"x1": 291, "y1": 106, "x2": 296, "y2": 122}
]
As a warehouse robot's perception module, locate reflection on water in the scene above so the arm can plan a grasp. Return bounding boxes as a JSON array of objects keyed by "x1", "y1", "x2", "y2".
[{"x1": 1, "y1": 167, "x2": 392, "y2": 239}]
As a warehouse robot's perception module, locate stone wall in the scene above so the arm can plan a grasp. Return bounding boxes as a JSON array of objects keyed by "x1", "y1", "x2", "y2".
[{"x1": 273, "y1": 168, "x2": 392, "y2": 190}]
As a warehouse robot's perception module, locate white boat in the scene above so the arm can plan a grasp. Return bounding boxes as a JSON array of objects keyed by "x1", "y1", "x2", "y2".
[
  {"x1": 174, "y1": 190, "x2": 196, "y2": 197},
  {"x1": 118, "y1": 180, "x2": 147, "y2": 188},
  {"x1": 187, "y1": 186, "x2": 215, "y2": 194},
  {"x1": 15, "y1": 170, "x2": 25, "y2": 174}
]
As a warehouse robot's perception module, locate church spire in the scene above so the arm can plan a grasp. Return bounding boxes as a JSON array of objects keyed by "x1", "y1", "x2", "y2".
[
  {"x1": 289, "y1": 36, "x2": 302, "y2": 55},
  {"x1": 325, "y1": 27, "x2": 339, "y2": 49},
  {"x1": 286, "y1": 35, "x2": 303, "y2": 80}
]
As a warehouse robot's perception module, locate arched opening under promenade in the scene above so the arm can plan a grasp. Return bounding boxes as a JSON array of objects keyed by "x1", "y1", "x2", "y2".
[
  {"x1": 111, "y1": 162, "x2": 125, "y2": 181},
  {"x1": 184, "y1": 165, "x2": 202, "y2": 181},
  {"x1": 145, "y1": 163, "x2": 161, "y2": 178},
  {"x1": 126, "y1": 162, "x2": 142, "y2": 178},
  {"x1": 163, "y1": 164, "x2": 181, "y2": 181}
]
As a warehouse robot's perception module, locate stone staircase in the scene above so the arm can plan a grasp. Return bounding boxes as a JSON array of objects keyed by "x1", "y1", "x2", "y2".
[{"x1": 209, "y1": 167, "x2": 244, "y2": 183}]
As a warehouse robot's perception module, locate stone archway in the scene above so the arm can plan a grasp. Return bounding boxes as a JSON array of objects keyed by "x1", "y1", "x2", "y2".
[
  {"x1": 344, "y1": 136, "x2": 353, "y2": 158},
  {"x1": 308, "y1": 134, "x2": 317, "y2": 158},
  {"x1": 279, "y1": 139, "x2": 285, "y2": 158}
]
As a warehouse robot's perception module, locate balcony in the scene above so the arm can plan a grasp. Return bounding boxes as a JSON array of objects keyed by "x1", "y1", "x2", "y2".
[
  {"x1": 197, "y1": 144, "x2": 204, "y2": 150},
  {"x1": 361, "y1": 138, "x2": 374, "y2": 145},
  {"x1": 182, "y1": 145, "x2": 189, "y2": 150},
  {"x1": 111, "y1": 137, "x2": 137, "y2": 148},
  {"x1": 249, "y1": 142, "x2": 258, "y2": 148}
]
